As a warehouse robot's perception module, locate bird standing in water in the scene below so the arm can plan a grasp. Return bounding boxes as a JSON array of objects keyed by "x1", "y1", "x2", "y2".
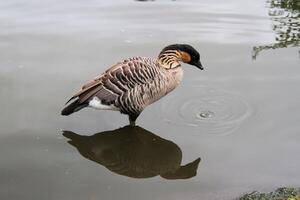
[{"x1": 61, "y1": 44, "x2": 203, "y2": 126}]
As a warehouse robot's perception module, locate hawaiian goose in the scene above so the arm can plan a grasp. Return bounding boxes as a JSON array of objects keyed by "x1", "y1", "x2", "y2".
[{"x1": 61, "y1": 44, "x2": 203, "y2": 126}]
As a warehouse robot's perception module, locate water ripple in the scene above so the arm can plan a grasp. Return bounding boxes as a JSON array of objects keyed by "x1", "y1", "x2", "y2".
[{"x1": 161, "y1": 86, "x2": 253, "y2": 135}]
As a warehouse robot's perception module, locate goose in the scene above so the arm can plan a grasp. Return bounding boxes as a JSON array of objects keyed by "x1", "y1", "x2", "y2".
[{"x1": 61, "y1": 44, "x2": 203, "y2": 126}]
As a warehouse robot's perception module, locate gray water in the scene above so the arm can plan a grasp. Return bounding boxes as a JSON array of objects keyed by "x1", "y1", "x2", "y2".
[{"x1": 0, "y1": 0, "x2": 299, "y2": 199}]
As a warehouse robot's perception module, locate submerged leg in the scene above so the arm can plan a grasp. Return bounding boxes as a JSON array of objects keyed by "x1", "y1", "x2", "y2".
[{"x1": 129, "y1": 114, "x2": 139, "y2": 127}]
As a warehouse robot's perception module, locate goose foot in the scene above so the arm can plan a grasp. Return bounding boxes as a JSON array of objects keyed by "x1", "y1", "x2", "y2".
[{"x1": 128, "y1": 114, "x2": 139, "y2": 127}]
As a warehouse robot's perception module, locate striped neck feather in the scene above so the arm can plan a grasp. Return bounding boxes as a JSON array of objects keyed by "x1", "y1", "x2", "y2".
[{"x1": 158, "y1": 50, "x2": 181, "y2": 69}]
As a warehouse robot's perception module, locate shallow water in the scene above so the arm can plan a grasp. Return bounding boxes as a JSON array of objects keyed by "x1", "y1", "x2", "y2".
[{"x1": 0, "y1": 0, "x2": 299, "y2": 199}]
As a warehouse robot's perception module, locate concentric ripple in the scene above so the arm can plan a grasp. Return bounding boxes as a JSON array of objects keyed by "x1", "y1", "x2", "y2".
[{"x1": 161, "y1": 86, "x2": 253, "y2": 135}]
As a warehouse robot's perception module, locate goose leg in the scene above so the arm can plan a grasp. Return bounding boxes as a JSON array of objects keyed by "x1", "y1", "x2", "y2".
[{"x1": 129, "y1": 114, "x2": 139, "y2": 127}]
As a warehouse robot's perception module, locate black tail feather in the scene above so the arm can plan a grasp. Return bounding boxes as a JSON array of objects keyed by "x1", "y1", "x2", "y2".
[{"x1": 61, "y1": 99, "x2": 87, "y2": 116}]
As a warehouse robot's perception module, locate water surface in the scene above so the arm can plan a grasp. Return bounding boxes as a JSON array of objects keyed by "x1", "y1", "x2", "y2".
[{"x1": 0, "y1": 0, "x2": 299, "y2": 199}]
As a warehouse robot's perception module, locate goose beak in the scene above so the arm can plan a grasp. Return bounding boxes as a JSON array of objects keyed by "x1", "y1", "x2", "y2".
[{"x1": 194, "y1": 61, "x2": 203, "y2": 70}]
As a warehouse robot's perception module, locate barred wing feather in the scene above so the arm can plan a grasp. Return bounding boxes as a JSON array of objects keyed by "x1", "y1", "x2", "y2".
[{"x1": 65, "y1": 58, "x2": 159, "y2": 108}]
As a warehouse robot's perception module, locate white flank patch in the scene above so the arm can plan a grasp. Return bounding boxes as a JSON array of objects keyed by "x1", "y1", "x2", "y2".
[{"x1": 89, "y1": 97, "x2": 119, "y2": 111}]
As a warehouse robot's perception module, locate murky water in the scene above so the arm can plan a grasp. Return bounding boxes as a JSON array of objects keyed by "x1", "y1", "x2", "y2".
[{"x1": 0, "y1": 0, "x2": 299, "y2": 199}]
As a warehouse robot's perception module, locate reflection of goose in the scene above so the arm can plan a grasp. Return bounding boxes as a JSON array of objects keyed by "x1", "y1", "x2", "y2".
[{"x1": 63, "y1": 126, "x2": 201, "y2": 180}]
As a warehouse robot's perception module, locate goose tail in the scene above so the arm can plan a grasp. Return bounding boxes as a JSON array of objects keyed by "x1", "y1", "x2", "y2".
[{"x1": 61, "y1": 99, "x2": 87, "y2": 116}]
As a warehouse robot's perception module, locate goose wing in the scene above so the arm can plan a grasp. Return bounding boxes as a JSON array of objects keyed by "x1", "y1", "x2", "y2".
[{"x1": 65, "y1": 58, "x2": 158, "y2": 106}]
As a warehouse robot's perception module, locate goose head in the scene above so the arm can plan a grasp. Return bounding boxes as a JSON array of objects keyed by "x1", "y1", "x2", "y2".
[{"x1": 159, "y1": 44, "x2": 203, "y2": 70}]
